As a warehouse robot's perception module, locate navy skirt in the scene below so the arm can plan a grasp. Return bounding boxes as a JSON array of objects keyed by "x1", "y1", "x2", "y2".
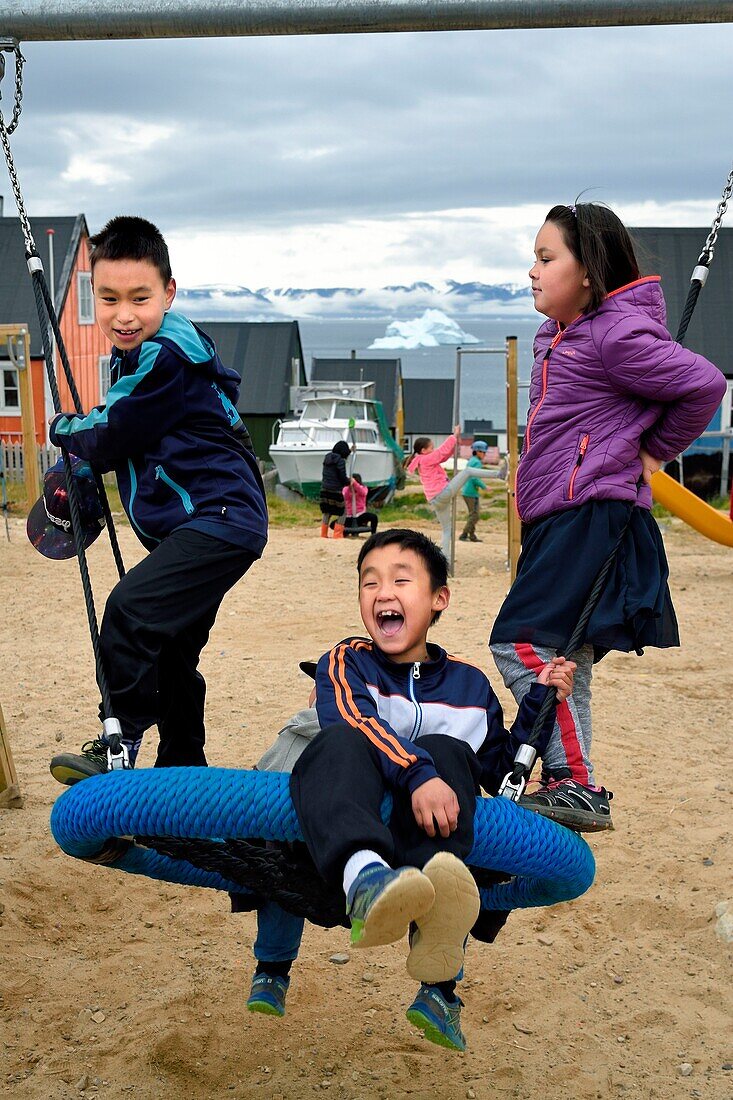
[{"x1": 490, "y1": 500, "x2": 679, "y2": 661}]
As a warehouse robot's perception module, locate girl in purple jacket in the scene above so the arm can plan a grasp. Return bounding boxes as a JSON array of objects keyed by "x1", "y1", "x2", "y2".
[{"x1": 490, "y1": 202, "x2": 726, "y2": 832}]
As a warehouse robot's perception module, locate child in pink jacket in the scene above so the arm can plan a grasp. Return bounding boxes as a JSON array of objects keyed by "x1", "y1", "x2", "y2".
[
  {"x1": 342, "y1": 474, "x2": 378, "y2": 536},
  {"x1": 407, "y1": 426, "x2": 505, "y2": 557}
]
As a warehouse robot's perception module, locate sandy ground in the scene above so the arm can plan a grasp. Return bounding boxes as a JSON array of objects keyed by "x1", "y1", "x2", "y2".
[{"x1": 1, "y1": 510, "x2": 732, "y2": 1100}]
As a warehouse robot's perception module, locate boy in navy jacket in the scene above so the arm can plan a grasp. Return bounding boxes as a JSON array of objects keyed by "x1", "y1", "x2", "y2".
[
  {"x1": 249, "y1": 529, "x2": 573, "y2": 1052},
  {"x1": 49, "y1": 216, "x2": 267, "y2": 783}
]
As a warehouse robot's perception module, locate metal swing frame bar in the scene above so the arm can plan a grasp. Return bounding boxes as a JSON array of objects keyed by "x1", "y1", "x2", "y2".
[{"x1": 1, "y1": 0, "x2": 733, "y2": 41}]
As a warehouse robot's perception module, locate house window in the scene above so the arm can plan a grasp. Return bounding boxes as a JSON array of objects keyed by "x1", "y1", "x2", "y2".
[
  {"x1": 0, "y1": 364, "x2": 20, "y2": 414},
  {"x1": 78, "y1": 272, "x2": 95, "y2": 324},
  {"x1": 99, "y1": 355, "x2": 112, "y2": 400}
]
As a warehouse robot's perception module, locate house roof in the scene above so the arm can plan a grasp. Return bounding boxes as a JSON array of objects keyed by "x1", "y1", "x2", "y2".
[
  {"x1": 631, "y1": 226, "x2": 733, "y2": 378},
  {"x1": 403, "y1": 377, "x2": 455, "y2": 435},
  {"x1": 200, "y1": 320, "x2": 306, "y2": 415},
  {"x1": 310, "y1": 357, "x2": 402, "y2": 425},
  {"x1": 0, "y1": 215, "x2": 87, "y2": 356}
]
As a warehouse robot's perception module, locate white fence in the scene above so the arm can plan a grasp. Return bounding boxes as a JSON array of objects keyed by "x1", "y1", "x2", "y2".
[{"x1": 1, "y1": 442, "x2": 60, "y2": 482}]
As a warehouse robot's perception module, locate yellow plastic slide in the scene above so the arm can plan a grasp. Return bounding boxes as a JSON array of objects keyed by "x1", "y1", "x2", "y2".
[{"x1": 651, "y1": 470, "x2": 733, "y2": 547}]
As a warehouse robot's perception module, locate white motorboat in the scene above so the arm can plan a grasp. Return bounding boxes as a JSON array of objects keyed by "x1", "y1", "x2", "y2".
[{"x1": 269, "y1": 384, "x2": 403, "y2": 501}]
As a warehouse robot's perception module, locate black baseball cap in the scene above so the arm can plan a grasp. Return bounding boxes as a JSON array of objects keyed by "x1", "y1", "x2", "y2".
[{"x1": 27, "y1": 455, "x2": 105, "y2": 560}]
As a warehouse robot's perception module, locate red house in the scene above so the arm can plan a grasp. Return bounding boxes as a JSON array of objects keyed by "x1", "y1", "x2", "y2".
[{"x1": 0, "y1": 212, "x2": 110, "y2": 444}]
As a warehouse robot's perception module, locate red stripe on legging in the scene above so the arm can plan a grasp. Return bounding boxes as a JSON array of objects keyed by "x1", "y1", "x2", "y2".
[{"x1": 513, "y1": 643, "x2": 589, "y2": 785}]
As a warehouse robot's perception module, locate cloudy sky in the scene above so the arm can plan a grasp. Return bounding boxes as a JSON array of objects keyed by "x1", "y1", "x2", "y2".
[{"x1": 4, "y1": 22, "x2": 732, "y2": 289}]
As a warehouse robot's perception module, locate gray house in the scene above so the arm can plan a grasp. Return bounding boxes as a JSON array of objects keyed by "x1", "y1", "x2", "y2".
[
  {"x1": 402, "y1": 378, "x2": 455, "y2": 452},
  {"x1": 201, "y1": 321, "x2": 306, "y2": 461},
  {"x1": 631, "y1": 226, "x2": 732, "y2": 378}
]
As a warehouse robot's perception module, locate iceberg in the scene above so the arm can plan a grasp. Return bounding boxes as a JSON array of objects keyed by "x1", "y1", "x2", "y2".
[{"x1": 368, "y1": 309, "x2": 480, "y2": 349}]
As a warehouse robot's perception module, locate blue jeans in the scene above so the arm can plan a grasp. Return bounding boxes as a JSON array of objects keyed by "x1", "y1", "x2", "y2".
[{"x1": 254, "y1": 901, "x2": 305, "y2": 963}]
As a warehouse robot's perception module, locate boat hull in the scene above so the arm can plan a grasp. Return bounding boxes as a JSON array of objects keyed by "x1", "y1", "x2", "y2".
[{"x1": 269, "y1": 445, "x2": 397, "y2": 501}]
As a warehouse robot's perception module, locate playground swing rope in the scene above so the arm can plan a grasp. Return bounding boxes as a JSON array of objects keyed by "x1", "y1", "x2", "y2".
[{"x1": 0, "y1": 37, "x2": 727, "y2": 926}]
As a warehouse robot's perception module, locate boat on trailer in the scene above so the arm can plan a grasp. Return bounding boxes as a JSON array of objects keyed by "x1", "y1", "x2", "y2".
[{"x1": 269, "y1": 382, "x2": 404, "y2": 502}]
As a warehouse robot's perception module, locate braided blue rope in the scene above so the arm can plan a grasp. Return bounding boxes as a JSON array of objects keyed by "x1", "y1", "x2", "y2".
[{"x1": 50, "y1": 767, "x2": 595, "y2": 911}]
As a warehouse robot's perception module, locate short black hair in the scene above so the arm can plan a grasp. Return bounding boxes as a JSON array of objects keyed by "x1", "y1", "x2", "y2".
[
  {"x1": 357, "y1": 528, "x2": 448, "y2": 622},
  {"x1": 88, "y1": 216, "x2": 172, "y2": 286}
]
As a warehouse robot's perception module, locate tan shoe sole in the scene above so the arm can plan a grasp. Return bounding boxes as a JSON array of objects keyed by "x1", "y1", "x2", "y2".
[
  {"x1": 352, "y1": 868, "x2": 435, "y2": 949},
  {"x1": 406, "y1": 852, "x2": 480, "y2": 982}
]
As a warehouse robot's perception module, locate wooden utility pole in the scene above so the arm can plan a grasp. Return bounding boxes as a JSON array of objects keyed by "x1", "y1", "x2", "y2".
[
  {"x1": 0, "y1": 701, "x2": 23, "y2": 808},
  {"x1": 505, "y1": 336, "x2": 521, "y2": 581}
]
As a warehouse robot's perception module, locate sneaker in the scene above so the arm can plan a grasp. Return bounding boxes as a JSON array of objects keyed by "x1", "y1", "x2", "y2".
[
  {"x1": 49, "y1": 738, "x2": 129, "y2": 787},
  {"x1": 458, "y1": 534, "x2": 469, "y2": 541},
  {"x1": 519, "y1": 777, "x2": 614, "y2": 832},
  {"x1": 347, "y1": 864, "x2": 435, "y2": 949},
  {"x1": 246, "y1": 972, "x2": 289, "y2": 1017},
  {"x1": 406, "y1": 853, "x2": 480, "y2": 983},
  {"x1": 406, "y1": 984, "x2": 466, "y2": 1052},
  {"x1": 468, "y1": 535, "x2": 482, "y2": 542}
]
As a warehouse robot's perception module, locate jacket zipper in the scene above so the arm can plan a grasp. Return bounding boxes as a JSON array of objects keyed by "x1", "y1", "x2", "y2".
[
  {"x1": 408, "y1": 663, "x2": 422, "y2": 741},
  {"x1": 567, "y1": 434, "x2": 590, "y2": 500},
  {"x1": 155, "y1": 465, "x2": 195, "y2": 515},
  {"x1": 524, "y1": 327, "x2": 564, "y2": 452}
]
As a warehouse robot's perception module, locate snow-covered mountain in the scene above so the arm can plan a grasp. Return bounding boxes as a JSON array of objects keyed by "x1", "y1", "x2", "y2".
[{"x1": 175, "y1": 279, "x2": 533, "y2": 321}]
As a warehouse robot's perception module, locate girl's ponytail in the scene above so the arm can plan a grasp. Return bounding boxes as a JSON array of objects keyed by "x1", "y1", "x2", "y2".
[{"x1": 404, "y1": 436, "x2": 431, "y2": 469}]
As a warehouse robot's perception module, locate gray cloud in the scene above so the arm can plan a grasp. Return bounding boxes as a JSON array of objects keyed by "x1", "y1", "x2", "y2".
[{"x1": 4, "y1": 24, "x2": 731, "y2": 239}]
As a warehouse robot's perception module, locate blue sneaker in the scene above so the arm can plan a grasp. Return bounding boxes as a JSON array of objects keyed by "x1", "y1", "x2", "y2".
[
  {"x1": 347, "y1": 863, "x2": 435, "y2": 949},
  {"x1": 406, "y1": 984, "x2": 466, "y2": 1052},
  {"x1": 246, "y1": 972, "x2": 289, "y2": 1017}
]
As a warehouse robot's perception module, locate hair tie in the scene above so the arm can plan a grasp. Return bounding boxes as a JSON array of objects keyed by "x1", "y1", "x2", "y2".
[{"x1": 568, "y1": 204, "x2": 577, "y2": 216}]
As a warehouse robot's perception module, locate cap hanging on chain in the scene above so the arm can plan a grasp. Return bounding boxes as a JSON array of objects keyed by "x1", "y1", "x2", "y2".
[{"x1": 27, "y1": 455, "x2": 105, "y2": 559}]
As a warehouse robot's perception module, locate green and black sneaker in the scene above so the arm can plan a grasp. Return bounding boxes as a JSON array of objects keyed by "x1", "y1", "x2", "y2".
[{"x1": 50, "y1": 737, "x2": 128, "y2": 787}]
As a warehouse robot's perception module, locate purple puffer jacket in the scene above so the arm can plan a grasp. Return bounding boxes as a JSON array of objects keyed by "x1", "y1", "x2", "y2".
[{"x1": 515, "y1": 276, "x2": 726, "y2": 524}]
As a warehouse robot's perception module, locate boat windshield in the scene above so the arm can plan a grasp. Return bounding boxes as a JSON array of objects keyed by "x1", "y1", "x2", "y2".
[
  {"x1": 333, "y1": 401, "x2": 377, "y2": 422},
  {"x1": 279, "y1": 426, "x2": 311, "y2": 444},
  {"x1": 302, "y1": 399, "x2": 336, "y2": 420}
]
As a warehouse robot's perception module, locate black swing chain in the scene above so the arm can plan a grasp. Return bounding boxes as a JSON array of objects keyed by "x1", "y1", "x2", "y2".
[
  {"x1": 0, "y1": 40, "x2": 125, "y2": 729},
  {"x1": 499, "y1": 165, "x2": 733, "y2": 801}
]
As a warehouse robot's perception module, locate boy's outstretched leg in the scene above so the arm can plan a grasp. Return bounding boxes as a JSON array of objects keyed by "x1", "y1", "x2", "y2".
[
  {"x1": 50, "y1": 530, "x2": 257, "y2": 785},
  {"x1": 406, "y1": 852, "x2": 479, "y2": 983}
]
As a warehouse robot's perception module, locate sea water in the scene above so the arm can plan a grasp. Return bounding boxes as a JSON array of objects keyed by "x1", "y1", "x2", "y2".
[{"x1": 298, "y1": 315, "x2": 540, "y2": 426}]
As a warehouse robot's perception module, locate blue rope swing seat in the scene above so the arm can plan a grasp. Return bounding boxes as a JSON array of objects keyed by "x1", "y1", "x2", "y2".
[{"x1": 50, "y1": 767, "x2": 595, "y2": 922}]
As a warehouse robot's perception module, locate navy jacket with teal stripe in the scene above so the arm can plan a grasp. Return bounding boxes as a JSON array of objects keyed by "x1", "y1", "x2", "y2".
[
  {"x1": 49, "y1": 312, "x2": 268, "y2": 555},
  {"x1": 315, "y1": 637, "x2": 556, "y2": 795}
]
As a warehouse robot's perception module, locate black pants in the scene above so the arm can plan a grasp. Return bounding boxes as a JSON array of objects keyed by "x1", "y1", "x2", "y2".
[
  {"x1": 290, "y1": 723, "x2": 483, "y2": 885},
  {"x1": 343, "y1": 512, "x2": 378, "y2": 536},
  {"x1": 290, "y1": 723, "x2": 511, "y2": 942},
  {"x1": 99, "y1": 528, "x2": 258, "y2": 766}
]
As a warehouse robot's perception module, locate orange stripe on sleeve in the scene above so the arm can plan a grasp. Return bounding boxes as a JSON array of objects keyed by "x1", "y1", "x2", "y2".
[
  {"x1": 327, "y1": 643, "x2": 417, "y2": 768},
  {"x1": 337, "y1": 645, "x2": 417, "y2": 766}
]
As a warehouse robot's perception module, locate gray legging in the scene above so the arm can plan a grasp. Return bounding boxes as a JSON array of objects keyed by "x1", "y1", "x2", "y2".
[
  {"x1": 491, "y1": 642, "x2": 595, "y2": 787},
  {"x1": 430, "y1": 466, "x2": 503, "y2": 558}
]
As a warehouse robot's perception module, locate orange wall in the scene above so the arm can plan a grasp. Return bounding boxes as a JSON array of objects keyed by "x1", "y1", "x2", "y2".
[{"x1": 0, "y1": 232, "x2": 111, "y2": 445}]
